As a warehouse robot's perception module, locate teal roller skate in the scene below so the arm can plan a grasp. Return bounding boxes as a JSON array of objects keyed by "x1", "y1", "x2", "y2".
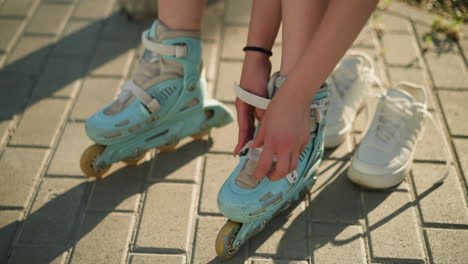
[
  {"x1": 215, "y1": 72, "x2": 328, "y2": 259},
  {"x1": 80, "y1": 20, "x2": 233, "y2": 178}
]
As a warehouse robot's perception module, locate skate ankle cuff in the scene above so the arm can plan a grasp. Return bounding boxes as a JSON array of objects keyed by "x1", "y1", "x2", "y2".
[{"x1": 142, "y1": 31, "x2": 187, "y2": 58}]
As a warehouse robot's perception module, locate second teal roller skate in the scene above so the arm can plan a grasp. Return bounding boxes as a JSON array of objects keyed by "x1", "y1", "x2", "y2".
[
  {"x1": 80, "y1": 20, "x2": 233, "y2": 178},
  {"x1": 215, "y1": 73, "x2": 329, "y2": 259}
]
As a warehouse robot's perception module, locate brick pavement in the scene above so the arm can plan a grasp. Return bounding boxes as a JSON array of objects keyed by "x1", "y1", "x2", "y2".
[{"x1": 0, "y1": 0, "x2": 467, "y2": 263}]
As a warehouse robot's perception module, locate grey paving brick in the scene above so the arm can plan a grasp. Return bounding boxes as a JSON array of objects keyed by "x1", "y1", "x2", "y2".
[
  {"x1": 310, "y1": 160, "x2": 361, "y2": 224},
  {"x1": 453, "y1": 138, "x2": 468, "y2": 188},
  {"x1": 6, "y1": 35, "x2": 54, "y2": 74},
  {"x1": 425, "y1": 52, "x2": 468, "y2": 89},
  {"x1": 200, "y1": 155, "x2": 237, "y2": 214},
  {"x1": 387, "y1": 2, "x2": 434, "y2": 26},
  {"x1": 201, "y1": 0, "x2": 224, "y2": 41},
  {"x1": 251, "y1": 202, "x2": 308, "y2": 259},
  {"x1": 53, "y1": 20, "x2": 103, "y2": 57},
  {"x1": 101, "y1": 12, "x2": 140, "y2": 42},
  {"x1": 33, "y1": 56, "x2": 87, "y2": 99},
  {"x1": 0, "y1": 120, "x2": 12, "y2": 148},
  {"x1": 210, "y1": 104, "x2": 237, "y2": 153},
  {"x1": 382, "y1": 34, "x2": 421, "y2": 66},
  {"x1": 311, "y1": 223, "x2": 366, "y2": 264},
  {"x1": 202, "y1": 41, "x2": 219, "y2": 82},
  {"x1": 425, "y1": 228, "x2": 468, "y2": 264},
  {"x1": 364, "y1": 183, "x2": 425, "y2": 261},
  {"x1": 47, "y1": 122, "x2": 93, "y2": 176},
  {"x1": 216, "y1": 61, "x2": 241, "y2": 102},
  {"x1": 438, "y1": 90, "x2": 468, "y2": 136},
  {"x1": 18, "y1": 178, "x2": 86, "y2": 245},
  {"x1": 0, "y1": 148, "x2": 47, "y2": 208},
  {"x1": 412, "y1": 164, "x2": 468, "y2": 225},
  {"x1": 0, "y1": 0, "x2": 38, "y2": 17},
  {"x1": 222, "y1": 26, "x2": 248, "y2": 59},
  {"x1": 0, "y1": 211, "x2": 22, "y2": 263},
  {"x1": 135, "y1": 182, "x2": 195, "y2": 251},
  {"x1": 25, "y1": 3, "x2": 72, "y2": 36},
  {"x1": 271, "y1": 45, "x2": 282, "y2": 73},
  {"x1": 353, "y1": 25, "x2": 374, "y2": 48},
  {"x1": 73, "y1": 0, "x2": 115, "y2": 20},
  {"x1": 10, "y1": 98, "x2": 70, "y2": 147},
  {"x1": 251, "y1": 260, "x2": 307, "y2": 264},
  {"x1": 378, "y1": 12, "x2": 411, "y2": 33},
  {"x1": 88, "y1": 161, "x2": 149, "y2": 212},
  {"x1": 9, "y1": 246, "x2": 67, "y2": 264},
  {"x1": 0, "y1": 72, "x2": 33, "y2": 120},
  {"x1": 130, "y1": 254, "x2": 185, "y2": 264},
  {"x1": 88, "y1": 40, "x2": 136, "y2": 77},
  {"x1": 70, "y1": 213, "x2": 134, "y2": 264},
  {"x1": 0, "y1": 19, "x2": 24, "y2": 52},
  {"x1": 70, "y1": 77, "x2": 120, "y2": 121},
  {"x1": 225, "y1": 0, "x2": 250, "y2": 25},
  {"x1": 150, "y1": 139, "x2": 206, "y2": 182},
  {"x1": 191, "y1": 217, "x2": 248, "y2": 264},
  {"x1": 414, "y1": 113, "x2": 449, "y2": 162}
]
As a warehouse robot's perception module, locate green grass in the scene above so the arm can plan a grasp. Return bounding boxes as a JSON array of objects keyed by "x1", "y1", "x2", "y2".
[{"x1": 400, "y1": 0, "x2": 467, "y2": 23}]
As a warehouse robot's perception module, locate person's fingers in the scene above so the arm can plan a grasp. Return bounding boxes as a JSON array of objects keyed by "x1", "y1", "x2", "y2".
[
  {"x1": 252, "y1": 145, "x2": 275, "y2": 180},
  {"x1": 290, "y1": 151, "x2": 299, "y2": 172},
  {"x1": 254, "y1": 108, "x2": 265, "y2": 120},
  {"x1": 268, "y1": 152, "x2": 291, "y2": 181},
  {"x1": 250, "y1": 124, "x2": 265, "y2": 149}
]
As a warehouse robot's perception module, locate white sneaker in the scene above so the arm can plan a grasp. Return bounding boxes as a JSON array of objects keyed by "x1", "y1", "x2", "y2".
[
  {"x1": 324, "y1": 51, "x2": 376, "y2": 148},
  {"x1": 348, "y1": 82, "x2": 451, "y2": 189}
]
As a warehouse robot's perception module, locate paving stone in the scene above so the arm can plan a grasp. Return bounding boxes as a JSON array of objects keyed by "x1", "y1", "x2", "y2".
[
  {"x1": 378, "y1": 12, "x2": 411, "y2": 33},
  {"x1": 210, "y1": 104, "x2": 237, "y2": 153},
  {"x1": 6, "y1": 36, "x2": 54, "y2": 74},
  {"x1": 130, "y1": 254, "x2": 185, "y2": 264},
  {"x1": 88, "y1": 161, "x2": 150, "y2": 212},
  {"x1": 438, "y1": 90, "x2": 468, "y2": 136},
  {"x1": 201, "y1": 0, "x2": 224, "y2": 41},
  {"x1": 382, "y1": 34, "x2": 421, "y2": 66},
  {"x1": 414, "y1": 113, "x2": 449, "y2": 161},
  {"x1": 222, "y1": 26, "x2": 248, "y2": 59},
  {"x1": 0, "y1": 19, "x2": 24, "y2": 52},
  {"x1": 25, "y1": 3, "x2": 72, "y2": 35},
  {"x1": 310, "y1": 160, "x2": 361, "y2": 224},
  {"x1": 216, "y1": 61, "x2": 242, "y2": 102},
  {"x1": 364, "y1": 183, "x2": 425, "y2": 261},
  {"x1": 9, "y1": 246, "x2": 67, "y2": 264},
  {"x1": 425, "y1": 52, "x2": 468, "y2": 89},
  {"x1": 425, "y1": 228, "x2": 468, "y2": 264},
  {"x1": 311, "y1": 223, "x2": 366, "y2": 264},
  {"x1": 101, "y1": 12, "x2": 140, "y2": 42},
  {"x1": 70, "y1": 213, "x2": 134, "y2": 264},
  {"x1": 10, "y1": 98, "x2": 70, "y2": 147},
  {"x1": 388, "y1": 66, "x2": 427, "y2": 87},
  {"x1": 251, "y1": 202, "x2": 308, "y2": 258},
  {"x1": 387, "y1": 2, "x2": 434, "y2": 26},
  {"x1": 0, "y1": 148, "x2": 47, "y2": 208},
  {"x1": 70, "y1": 77, "x2": 121, "y2": 121},
  {"x1": 136, "y1": 182, "x2": 195, "y2": 251},
  {"x1": 150, "y1": 139, "x2": 206, "y2": 182},
  {"x1": 53, "y1": 20, "x2": 103, "y2": 57},
  {"x1": 18, "y1": 178, "x2": 86, "y2": 245},
  {"x1": 270, "y1": 45, "x2": 282, "y2": 73},
  {"x1": 251, "y1": 260, "x2": 307, "y2": 264},
  {"x1": 0, "y1": 211, "x2": 22, "y2": 263},
  {"x1": 453, "y1": 138, "x2": 468, "y2": 188},
  {"x1": 225, "y1": 0, "x2": 251, "y2": 25},
  {"x1": 412, "y1": 164, "x2": 468, "y2": 225},
  {"x1": 191, "y1": 217, "x2": 248, "y2": 263},
  {"x1": 88, "y1": 40, "x2": 136, "y2": 77},
  {"x1": 0, "y1": 0, "x2": 38, "y2": 17},
  {"x1": 199, "y1": 155, "x2": 237, "y2": 214},
  {"x1": 47, "y1": 122, "x2": 93, "y2": 176},
  {"x1": 73, "y1": 0, "x2": 115, "y2": 20},
  {"x1": 0, "y1": 72, "x2": 33, "y2": 120},
  {"x1": 202, "y1": 41, "x2": 219, "y2": 82},
  {"x1": 0, "y1": 120, "x2": 12, "y2": 147},
  {"x1": 353, "y1": 26, "x2": 374, "y2": 48}
]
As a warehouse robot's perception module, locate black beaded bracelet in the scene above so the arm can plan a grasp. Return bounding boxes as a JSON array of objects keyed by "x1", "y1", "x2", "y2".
[{"x1": 243, "y1": 46, "x2": 273, "y2": 57}]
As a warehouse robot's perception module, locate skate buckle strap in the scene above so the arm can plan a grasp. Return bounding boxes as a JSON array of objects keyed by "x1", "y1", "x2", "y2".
[
  {"x1": 122, "y1": 80, "x2": 161, "y2": 113},
  {"x1": 285, "y1": 170, "x2": 298, "y2": 184},
  {"x1": 234, "y1": 83, "x2": 270, "y2": 110},
  {"x1": 142, "y1": 31, "x2": 187, "y2": 58}
]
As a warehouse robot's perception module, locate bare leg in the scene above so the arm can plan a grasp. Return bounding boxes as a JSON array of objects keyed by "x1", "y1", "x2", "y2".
[
  {"x1": 280, "y1": 0, "x2": 328, "y2": 76},
  {"x1": 158, "y1": 0, "x2": 205, "y2": 30}
]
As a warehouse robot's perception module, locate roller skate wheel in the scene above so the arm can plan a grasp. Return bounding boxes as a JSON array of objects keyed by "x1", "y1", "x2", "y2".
[
  {"x1": 215, "y1": 220, "x2": 241, "y2": 260},
  {"x1": 191, "y1": 129, "x2": 211, "y2": 140},
  {"x1": 158, "y1": 140, "x2": 179, "y2": 152},
  {"x1": 80, "y1": 144, "x2": 111, "y2": 178},
  {"x1": 123, "y1": 151, "x2": 147, "y2": 166}
]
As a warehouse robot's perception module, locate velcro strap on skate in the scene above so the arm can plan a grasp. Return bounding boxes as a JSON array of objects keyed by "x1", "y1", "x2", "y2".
[
  {"x1": 122, "y1": 80, "x2": 161, "y2": 113},
  {"x1": 142, "y1": 32, "x2": 187, "y2": 58},
  {"x1": 234, "y1": 83, "x2": 271, "y2": 110},
  {"x1": 285, "y1": 170, "x2": 298, "y2": 184}
]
